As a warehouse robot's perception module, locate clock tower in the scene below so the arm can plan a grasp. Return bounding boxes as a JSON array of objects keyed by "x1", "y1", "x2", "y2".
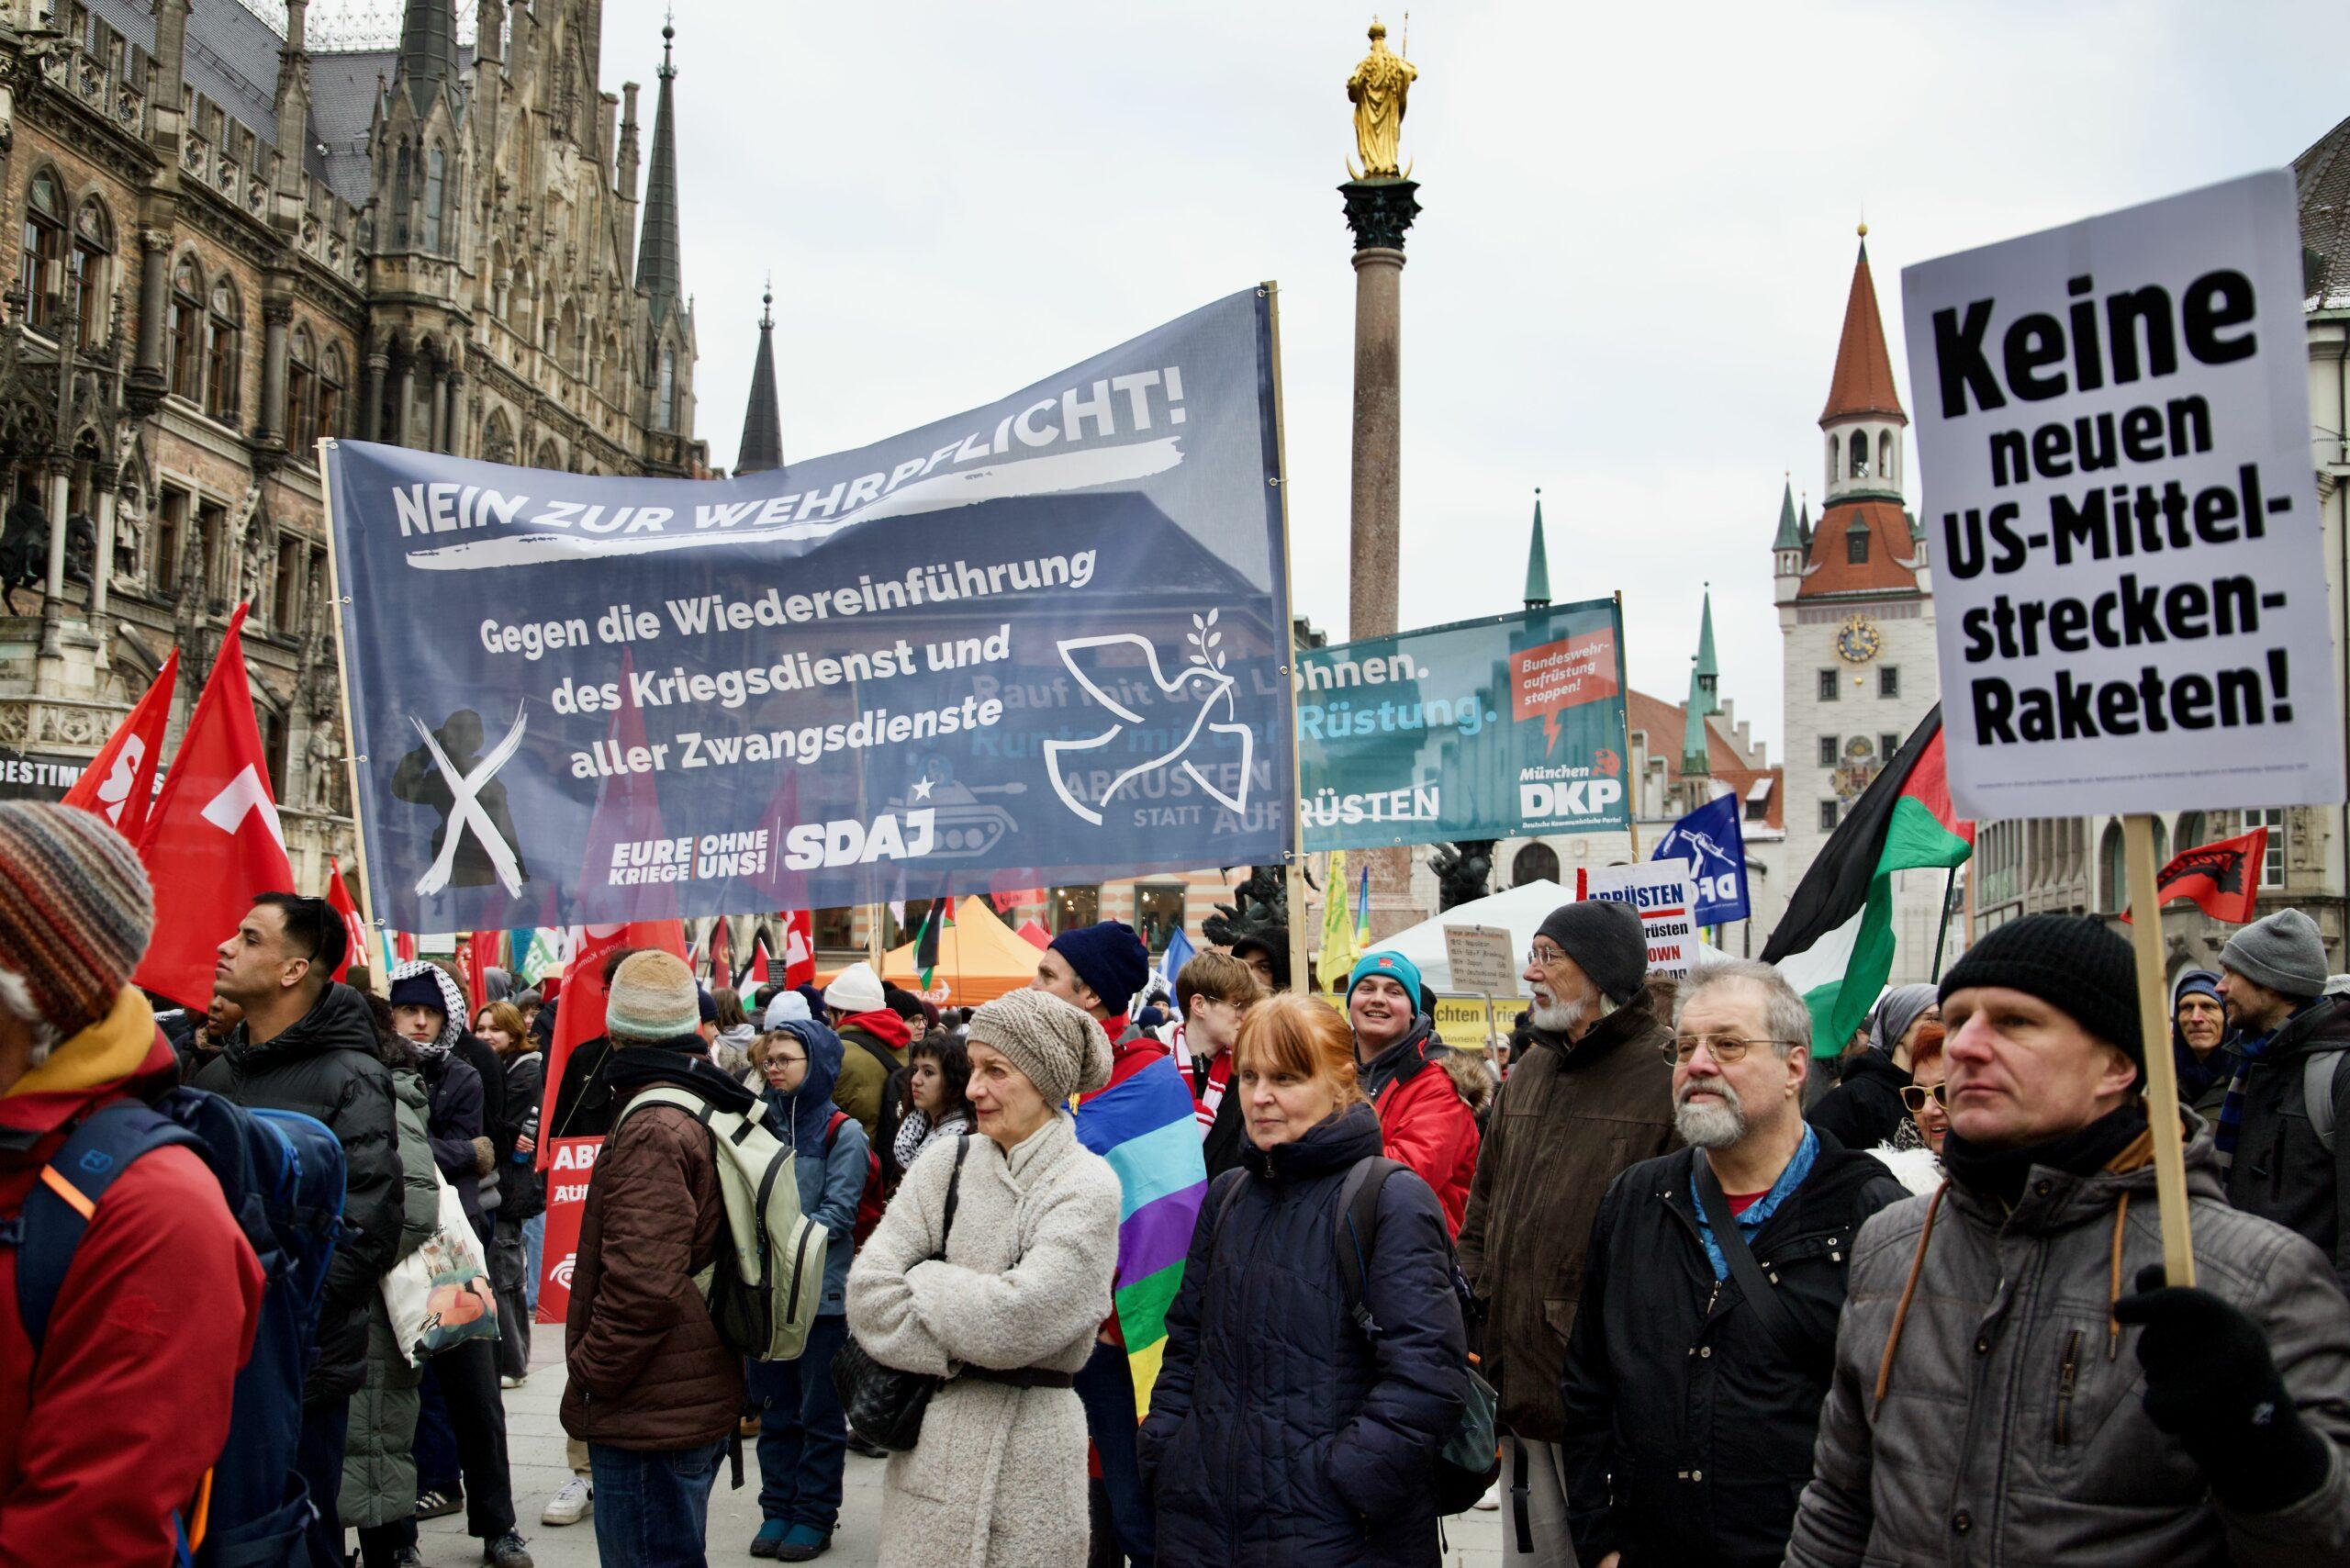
[{"x1": 1776, "y1": 228, "x2": 1946, "y2": 979}]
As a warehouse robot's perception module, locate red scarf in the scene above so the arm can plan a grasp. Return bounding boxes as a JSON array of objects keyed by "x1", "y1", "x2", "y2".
[{"x1": 1169, "y1": 1023, "x2": 1229, "y2": 1132}]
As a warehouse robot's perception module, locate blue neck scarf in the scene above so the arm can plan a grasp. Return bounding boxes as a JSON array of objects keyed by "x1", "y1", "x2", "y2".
[{"x1": 1691, "y1": 1124, "x2": 1820, "y2": 1282}]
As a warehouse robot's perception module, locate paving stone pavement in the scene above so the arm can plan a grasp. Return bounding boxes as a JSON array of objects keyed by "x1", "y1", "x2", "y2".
[{"x1": 410, "y1": 1336, "x2": 1501, "y2": 1566}]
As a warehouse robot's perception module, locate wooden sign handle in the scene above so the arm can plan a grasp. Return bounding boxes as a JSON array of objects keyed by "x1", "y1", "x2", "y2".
[{"x1": 2122, "y1": 812, "x2": 2197, "y2": 1287}]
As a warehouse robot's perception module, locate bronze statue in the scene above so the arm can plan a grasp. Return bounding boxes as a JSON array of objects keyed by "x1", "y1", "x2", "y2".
[{"x1": 1347, "y1": 19, "x2": 1416, "y2": 179}]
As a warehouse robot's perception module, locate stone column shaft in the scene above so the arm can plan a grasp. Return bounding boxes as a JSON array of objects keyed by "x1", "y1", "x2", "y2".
[
  {"x1": 393, "y1": 361, "x2": 416, "y2": 447},
  {"x1": 1348, "y1": 247, "x2": 1404, "y2": 643},
  {"x1": 429, "y1": 370, "x2": 450, "y2": 453},
  {"x1": 44, "y1": 470, "x2": 69, "y2": 599},
  {"x1": 258, "y1": 301, "x2": 291, "y2": 446},
  {"x1": 361, "y1": 353, "x2": 387, "y2": 442},
  {"x1": 92, "y1": 487, "x2": 115, "y2": 615},
  {"x1": 133, "y1": 232, "x2": 172, "y2": 388},
  {"x1": 445, "y1": 372, "x2": 466, "y2": 455}
]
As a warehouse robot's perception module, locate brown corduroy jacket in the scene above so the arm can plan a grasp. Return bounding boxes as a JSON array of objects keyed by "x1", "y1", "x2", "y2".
[
  {"x1": 1456, "y1": 992, "x2": 1679, "y2": 1441},
  {"x1": 560, "y1": 1086, "x2": 740, "y2": 1450}
]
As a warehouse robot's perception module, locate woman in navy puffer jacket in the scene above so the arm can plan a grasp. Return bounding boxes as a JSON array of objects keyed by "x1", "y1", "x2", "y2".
[{"x1": 1139, "y1": 994, "x2": 1464, "y2": 1566}]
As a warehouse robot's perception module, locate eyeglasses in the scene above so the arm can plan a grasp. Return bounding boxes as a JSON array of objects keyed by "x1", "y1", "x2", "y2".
[
  {"x1": 1527, "y1": 945, "x2": 1567, "y2": 968},
  {"x1": 1899, "y1": 1082, "x2": 1950, "y2": 1113},
  {"x1": 763, "y1": 1054, "x2": 807, "y2": 1070},
  {"x1": 1663, "y1": 1036, "x2": 1797, "y2": 1065}
]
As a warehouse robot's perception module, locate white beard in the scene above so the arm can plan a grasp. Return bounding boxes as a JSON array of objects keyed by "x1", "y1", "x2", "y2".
[
  {"x1": 1530, "y1": 995, "x2": 1588, "y2": 1034},
  {"x1": 1674, "y1": 1079, "x2": 1747, "y2": 1148}
]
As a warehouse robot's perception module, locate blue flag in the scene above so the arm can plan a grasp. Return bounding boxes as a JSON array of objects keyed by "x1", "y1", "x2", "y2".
[
  {"x1": 1158, "y1": 925, "x2": 1197, "y2": 991},
  {"x1": 1654, "y1": 790, "x2": 1750, "y2": 926}
]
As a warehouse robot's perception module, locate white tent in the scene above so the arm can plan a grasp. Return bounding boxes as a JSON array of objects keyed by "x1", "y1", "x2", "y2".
[{"x1": 1374, "y1": 879, "x2": 1729, "y2": 996}]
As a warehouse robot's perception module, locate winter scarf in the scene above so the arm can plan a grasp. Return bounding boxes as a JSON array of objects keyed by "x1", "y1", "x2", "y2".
[
  {"x1": 1691, "y1": 1123, "x2": 1819, "y2": 1282},
  {"x1": 387, "y1": 958, "x2": 466, "y2": 1061},
  {"x1": 891, "y1": 1104, "x2": 974, "y2": 1172},
  {"x1": 1943, "y1": 1101, "x2": 2150, "y2": 1208},
  {"x1": 836, "y1": 1007, "x2": 912, "y2": 1051},
  {"x1": 603, "y1": 1036, "x2": 763, "y2": 1115}
]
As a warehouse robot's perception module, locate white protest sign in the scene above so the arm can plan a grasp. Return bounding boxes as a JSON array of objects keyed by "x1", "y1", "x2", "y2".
[
  {"x1": 1901, "y1": 170, "x2": 2344, "y2": 820},
  {"x1": 1584, "y1": 857, "x2": 1697, "y2": 978},
  {"x1": 1442, "y1": 924, "x2": 1519, "y2": 999}
]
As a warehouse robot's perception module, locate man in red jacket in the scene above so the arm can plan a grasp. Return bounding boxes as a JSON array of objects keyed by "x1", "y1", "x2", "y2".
[
  {"x1": 1348, "y1": 948, "x2": 1480, "y2": 1234},
  {"x1": 0, "y1": 802, "x2": 263, "y2": 1567}
]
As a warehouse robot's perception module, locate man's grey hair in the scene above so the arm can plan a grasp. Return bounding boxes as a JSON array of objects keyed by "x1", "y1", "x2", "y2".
[
  {"x1": 0, "y1": 964, "x2": 62, "y2": 1068},
  {"x1": 1673, "y1": 959, "x2": 1810, "y2": 1058}
]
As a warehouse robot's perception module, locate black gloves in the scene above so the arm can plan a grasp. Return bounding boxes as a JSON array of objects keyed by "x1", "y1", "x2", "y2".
[{"x1": 2113, "y1": 1263, "x2": 2332, "y2": 1515}]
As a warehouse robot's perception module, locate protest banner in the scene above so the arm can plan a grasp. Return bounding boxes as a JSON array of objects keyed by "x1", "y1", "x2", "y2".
[
  {"x1": 1295, "y1": 599, "x2": 1628, "y2": 852},
  {"x1": 1585, "y1": 857, "x2": 1698, "y2": 977},
  {"x1": 323, "y1": 288, "x2": 1293, "y2": 931},
  {"x1": 1443, "y1": 924, "x2": 1518, "y2": 1056},
  {"x1": 533, "y1": 1135, "x2": 600, "y2": 1324},
  {"x1": 1901, "y1": 171, "x2": 2348, "y2": 1284},
  {"x1": 1653, "y1": 790, "x2": 1751, "y2": 927}
]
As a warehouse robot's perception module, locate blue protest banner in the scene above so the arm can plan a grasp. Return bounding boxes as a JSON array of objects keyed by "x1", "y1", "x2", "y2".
[
  {"x1": 1652, "y1": 790, "x2": 1751, "y2": 926},
  {"x1": 324, "y1": 289, "x2": 1292, "y2": 931}
]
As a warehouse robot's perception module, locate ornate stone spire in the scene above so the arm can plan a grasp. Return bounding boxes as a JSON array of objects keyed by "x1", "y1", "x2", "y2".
[
  {"x1": 737, "y1": 285, "x2": 783, "y2": 475},
  {"x1": 1523, "y1": 488, "x2": 1550, "y2": 610},
  {"x1": 636, "y1": 18, "x2": 685, "y2": 323}
]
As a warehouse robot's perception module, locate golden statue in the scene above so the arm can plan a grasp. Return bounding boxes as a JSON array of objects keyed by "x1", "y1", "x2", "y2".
[{"x1": 1347, "y1": 18, "x2": 1416, "y2": 180}]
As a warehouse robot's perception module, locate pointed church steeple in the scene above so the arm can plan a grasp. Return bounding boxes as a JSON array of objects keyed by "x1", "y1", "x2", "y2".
[
  {"x1": 1821, "y1": 229, "x2": 1905, "y2": 426},
  {"x1": 1772, "y1": 477, "x2": 1801, "y2": 551},
  {"x1": 737, "y1": 285, "x2": 784, "y2": 475},
  {"x1": 1681, "y1": 660, "x2": 1712, "y2": 779},
  {"x1": 398, "y1": 0, "x2": 460, "y2": 114},
  {"x1": 1694, "y1": 586, "x2": 1719, "y2": 717},
  {"x1": 636, "y1": 19, "x2": 685, "y2": 324},
  {"x1": 1523, "y1": 488, "x2": 1550, "y2": 610}
]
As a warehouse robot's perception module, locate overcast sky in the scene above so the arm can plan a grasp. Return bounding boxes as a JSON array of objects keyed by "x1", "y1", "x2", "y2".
[{"x1": 564, "y1": 0, "x2": 2346, "y2": 763}]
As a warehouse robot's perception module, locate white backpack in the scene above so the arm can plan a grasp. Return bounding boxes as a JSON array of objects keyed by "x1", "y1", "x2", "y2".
[{"x1": 611, "y1": 1086, "x2": 828, "y2": 1361}]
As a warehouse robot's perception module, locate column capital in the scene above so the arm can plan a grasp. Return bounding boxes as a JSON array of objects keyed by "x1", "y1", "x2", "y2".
[
  {"x1": 1339, "y1": 178, "x2": 1421, "y2": 253},
  {"x1": 139, "y1": 228, "x2": 173, "y2": 255},
  {"x1": 262, "y1": 296, "x2": 295, "y2": 326}
]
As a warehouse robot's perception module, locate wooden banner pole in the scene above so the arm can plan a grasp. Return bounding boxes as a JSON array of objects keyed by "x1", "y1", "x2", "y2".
[
  {"x1": 1263, "y1": 280, "x2": 1313, "y2": 997},
  {"x1": 317, "y1": 439, "x2": 377, "y2": 938},
  {"x1": 2122, "y1": 811, "x2": 2197, "y2": 1286}
]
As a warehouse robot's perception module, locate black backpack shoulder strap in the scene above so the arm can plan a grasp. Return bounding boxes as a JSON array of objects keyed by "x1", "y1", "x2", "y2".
[
  {"x1": 935, "y1": 1135, "x2": 969, "y2": 1253},
  {"x1": 1693, "y1": 1153, "x2": 1809, "y2": 1364},
  {"x1": 1333, "y1": 1156, "x2": 1408, "y2": 1333},
  {"x1": 7, "y1": 1100, "x2": 195, "y2": 1355}
]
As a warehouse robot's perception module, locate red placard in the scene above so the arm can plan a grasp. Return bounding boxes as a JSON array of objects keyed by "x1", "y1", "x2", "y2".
[{"x1": 534, "y1": 1135, "x2": 602, "y2": 1324}]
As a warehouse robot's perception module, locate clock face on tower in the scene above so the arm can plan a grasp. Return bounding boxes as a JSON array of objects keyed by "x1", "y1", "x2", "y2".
[{"x1": 1835, "y1": 613, "x2": 1882, "y2": 665}]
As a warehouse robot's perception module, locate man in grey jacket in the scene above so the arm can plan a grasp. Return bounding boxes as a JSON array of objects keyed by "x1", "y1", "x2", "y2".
[{"x1": 1786, "y1": 914, "x2": 2350, "y2": 1567}]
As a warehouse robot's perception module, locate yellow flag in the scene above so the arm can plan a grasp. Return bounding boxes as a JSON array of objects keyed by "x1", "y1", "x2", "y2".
[{"x1": 1318, "y1": 849, "x2": 1360, "y2": 991}]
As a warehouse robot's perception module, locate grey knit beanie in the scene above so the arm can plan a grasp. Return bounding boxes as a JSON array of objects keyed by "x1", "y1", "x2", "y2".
[
  {"x1": 2221, "y1": 908, "x2": 2331, "y2": 1001},
  {"x1": 968, "y1": 988, "x2": 1113, "y2": 1103},
  {"x1": 606, "y1": 949, "x2": 700, "y2": 1041}
]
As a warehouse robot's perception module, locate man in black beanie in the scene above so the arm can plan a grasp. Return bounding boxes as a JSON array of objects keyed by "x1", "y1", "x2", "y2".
[
  {"x1": 1786, "y1": 913, "x2": 2350, "y2": 1566},
  {"x1": 1457, "y1": 897, "x2": 1675, "y2": 1566}
]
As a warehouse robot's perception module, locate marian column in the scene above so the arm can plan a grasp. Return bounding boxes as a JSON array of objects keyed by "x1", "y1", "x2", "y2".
[{"x1": 1340, "y1": 19, "x2": 1421, "y2": 940}]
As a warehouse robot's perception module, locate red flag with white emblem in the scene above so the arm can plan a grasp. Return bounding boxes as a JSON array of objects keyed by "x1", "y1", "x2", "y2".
[
  {"x1": 62, "y1": 647, "x2": 177, "y2": 842},
  {"x1": 782, "y1": 909, "x2": 816, "y2": 989},
  {"x1": 133, "y1": 605, "x2": 297, "y2": 1008},
  {"x1": 325, "y1": 856, "x2": 367, "y2": 982}
]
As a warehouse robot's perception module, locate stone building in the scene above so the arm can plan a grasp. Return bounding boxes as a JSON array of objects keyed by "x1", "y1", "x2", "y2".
[{"x1": 0, "y1": 0, "x2": 704, "y2": 900}]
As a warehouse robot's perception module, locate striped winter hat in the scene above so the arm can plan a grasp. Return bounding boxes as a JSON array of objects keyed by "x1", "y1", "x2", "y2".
[
  {"x1": 0, "y1": 802, "x2": 154, "y2": 1036},
  {"x1": 605, "y1": 949, "x2": 700, "y2": 1042}
]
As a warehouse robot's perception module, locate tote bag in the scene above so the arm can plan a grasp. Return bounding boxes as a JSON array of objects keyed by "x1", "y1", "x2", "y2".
[{"x1": 381, "y1": 1171, "x2": 500, "y2": 1367}]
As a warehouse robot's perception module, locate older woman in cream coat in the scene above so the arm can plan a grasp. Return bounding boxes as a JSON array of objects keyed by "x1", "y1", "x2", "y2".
[{"x1": 846, "y1": 988, "x2": 1122, "y2": 1568}]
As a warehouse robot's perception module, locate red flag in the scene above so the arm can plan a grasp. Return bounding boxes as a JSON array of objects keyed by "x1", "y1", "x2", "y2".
[
  {"x1": 2125, "y1": 827, "x2": 2268, "y2": 925},
  {"x1": 709, "y1": 918, "x2": 733, "y2": 991},
  {"x1": 325, "y1": 857, "x2": 367, "y2": 982},
  {"x1": 63, "y1": 648, "x2": 177, "y2": 842},
  {"x1": 536, "y1": 918, "x2": 688, "y2": 1170},
  {"x1": 394, "y1": 930, "x2": 418, "y2": 963},
  {"x1": 747, "y1": 932, "x2": 771, "y2": 985},
  {"x1": 463, "y1": 929, "x2": 499, "y2": 1015},
  {"x1": 781, "y1": 910, "x2": 816, "y2": 989},
  {"x1": 132, "y1": 606, "x2": 297, "y2": 1009}
]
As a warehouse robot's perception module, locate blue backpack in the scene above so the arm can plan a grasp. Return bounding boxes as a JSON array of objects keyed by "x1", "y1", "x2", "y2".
[{"x1": 4, "y1": 1085, "x2": 347, "y2": 1568}]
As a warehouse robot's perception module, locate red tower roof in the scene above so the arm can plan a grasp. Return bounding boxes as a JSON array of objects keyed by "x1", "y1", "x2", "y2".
[{"x1": 1819, "y1": 236, "x2": 1908, "y2": 427}]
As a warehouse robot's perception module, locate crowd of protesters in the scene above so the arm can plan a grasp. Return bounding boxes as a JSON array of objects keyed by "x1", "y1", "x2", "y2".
[{"x1": 3, "y1": 801, "x2": 2347, "y2": 1566}]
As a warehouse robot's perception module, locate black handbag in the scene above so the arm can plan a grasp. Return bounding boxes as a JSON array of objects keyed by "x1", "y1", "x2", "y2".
[{"x1": 832, "y1": 1136, "x2": 969, "y2": 1451}]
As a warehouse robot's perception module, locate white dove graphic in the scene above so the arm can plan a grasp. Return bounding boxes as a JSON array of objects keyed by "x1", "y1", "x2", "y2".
[{"x1": 1044, "y1": 624, "x2": 1255, "y2": 827}]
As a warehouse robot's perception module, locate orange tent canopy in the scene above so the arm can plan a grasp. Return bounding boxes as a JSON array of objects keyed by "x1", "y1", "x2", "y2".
[{"x1": 877, "y1": 896, "x2": 1044, "y2": 1003}]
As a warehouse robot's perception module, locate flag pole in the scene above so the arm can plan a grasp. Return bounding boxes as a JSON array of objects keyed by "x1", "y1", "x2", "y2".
[
  {"x1": 1930, "y1": 864, "x2": 1958, "y2": 980},
  {"x1": 1263, "y1": 279, "x2": 1312, "y2": 997},
  {"x1": 1616, "y1": 590, "x2": 1641, "y2": 859},
  {"x1": 318, "y1": 438, "x2": 377, "y2": 934},
  {"x1": 2122, "y1": 812, "x2": 2196, "y2": 1285}
]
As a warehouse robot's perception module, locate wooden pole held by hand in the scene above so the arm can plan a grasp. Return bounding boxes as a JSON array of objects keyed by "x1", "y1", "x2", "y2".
[{"x1": 2122, "y1": 812, "x2": 2196, "y2": 1286}]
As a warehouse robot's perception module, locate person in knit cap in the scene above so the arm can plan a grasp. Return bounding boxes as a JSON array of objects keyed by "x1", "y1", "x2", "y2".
[
  {"x1": 847, "y1": 986, "x2": 1122, "y2": 1568},
  {"x1": 2169, "y1": 969, "x2": 2232, "y2": 1110},
  {"x1": 1037, "y1": 923, "x2": 1182, "y2": 1565},
  {"x1": 1807, "y1": 983, "x2": 1942, "y2": 1153},
  {"x1": 0, "y1": 805, "x2": 266, "y2": 1565},
  {"x1": 824, "y1": 959, "x2": 910, "y2": 1141},
  {"x1": 1458, "y1": 897, "x2": 1674, "y2": 1568},
  {"x1": 562, "y1": 948, "x2": 758, "y2": 1568},
  {"x1": 1785, "y1": 913, "x2": 2350, "y2": 1566},
  {"x1": 2212, "y1": 907, "x2": 2350, "y2": 1294},
  {"x1": 1344, "y1": 948, "x2": 1481, "y2": 1237}
]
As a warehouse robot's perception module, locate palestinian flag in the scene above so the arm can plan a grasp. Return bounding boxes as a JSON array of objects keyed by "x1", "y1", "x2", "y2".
[
  {"x1": 914, "y1": 897, "x2": 954, "y2": 989},
  {"x1": 1762, "y1": 705, "x2": 1974, "y2": 1058}
]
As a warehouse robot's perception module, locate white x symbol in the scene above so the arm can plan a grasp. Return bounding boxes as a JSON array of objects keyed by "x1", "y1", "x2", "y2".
[{"x1": 410, "y1": 705, "x2": 529, "y2": 900}]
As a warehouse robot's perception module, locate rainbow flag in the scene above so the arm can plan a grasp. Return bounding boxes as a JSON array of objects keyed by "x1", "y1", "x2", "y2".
[{"x1": 1071, "y1": 1047, "x2": 1208, "y2": 1414}]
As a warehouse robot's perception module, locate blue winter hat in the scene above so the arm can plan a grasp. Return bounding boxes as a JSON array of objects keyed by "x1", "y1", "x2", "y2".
[
  {"x1": 1047, "y1": 921, "x2": 1150, "y2": 1013},
  {"x1": 1348, "y1": 949, "x2": 1424, "y2": 1011},
  {"x1": 2173, "y1": 969, "x2": 2222, "y2": 1012}
]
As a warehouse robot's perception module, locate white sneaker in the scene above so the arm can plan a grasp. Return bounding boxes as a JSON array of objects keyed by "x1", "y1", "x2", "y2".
[
  {"x1": 541, "y1": 1477, "x2": 591, "y2": 1527},
  {"x1": 1472, "y1": 1480, "x2": 1502, "y2": 1511},
  {"x1": 499, "y1": 1374, "x2": 525, "y2": 1389}
]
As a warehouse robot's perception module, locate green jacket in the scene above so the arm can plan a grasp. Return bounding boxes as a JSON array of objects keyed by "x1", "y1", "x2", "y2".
[
  {"x1": 341, "y1": 1069, "x2": 440, "y2": 1529},
  {"x1": 834, "y1": 1022, "x2": 907, "y2": 1140}
]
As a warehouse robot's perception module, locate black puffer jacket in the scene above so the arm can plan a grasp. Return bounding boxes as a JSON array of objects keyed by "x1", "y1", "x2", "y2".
[
  {"x1": 1805, "y1": 1049, "x2": 1911, "y2": 1153},
  {"x1": 500, "y1": 1050, "x2": 546, "y2": 1220},
  {"x1": 420, "y1": 1050, "x2": 487, "y2": 1238},
  {"x1": 1139, "y1": 1102, "x2": 1465, "y2": 1566},
  {"x1": 190, "y1": 982, "x2": 405, "y2": 1404},
  {"x1": 1559, "y1": 1134, "x2": 1908, "y2": 1568},
  {"x1": 2219, "y1": 994, "x2": 2350, "y2": 1294}
]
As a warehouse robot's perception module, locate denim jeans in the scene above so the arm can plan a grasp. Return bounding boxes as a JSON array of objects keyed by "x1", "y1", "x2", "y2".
[
  {"x1": 589, "y1": 1439, "x2": 727, "y2": 1568},
  {"x1": 744, "y1": 1314, "x2": 849, "y2": 1532},
  {"x1": 521, "y1": 1212, "x2": 545, "y2": 1314},
  {"x1": 1074, "y1": 1338, "x2": 1155, "y2": 1566}
]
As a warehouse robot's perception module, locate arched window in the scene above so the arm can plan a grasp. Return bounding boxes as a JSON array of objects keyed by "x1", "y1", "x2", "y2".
[
  {"x1": 205, "y1": 278, "x2": 242, "y2": 421},
  {"x1": 2099, "y1": 821, "x2": 2127, "y2": 913},
  {"x1": 655, "y1": 343, "x2": 676, "y2": 428},
  {"x1": 1850, "y1": 430, "x2": 1868, "y2": 478},
  {"x1": 2176, "y1": 811, "x2": 2206, "y2": 858},
  {"x1": 1511, "y1": 842, "x2": 1560, "y2": 888},
  {"x1": 1846, "y1": 518, "x2": 1869, "y2": 565},
  {"x1": 69, "y1": 196, "x2": 112, "y2": 350},
  {"x1": 319, "y1": 345, "x2": 346, "y2": 443},
  {"x1": 423, "y1": 145, "x2": 446, "y2": 251},
  {"x1": 286, "y1": 328, "x2": 318, "y2": 454},
  {"x1": 167, "y1": 256, "x2": 203, "y2": 399},
  {"x1": 18, "y1": 170, "x2": 64, "y2": 331},
  {"x1": 1877, "y1": 430, "x2": 1894, "y2": 484},
  {"x1": 1825, "y1": 432, "x2": 1840, "y2": 487},
  {"x1": 392, "y1": 141, "x2": 413, "y2": 246}
]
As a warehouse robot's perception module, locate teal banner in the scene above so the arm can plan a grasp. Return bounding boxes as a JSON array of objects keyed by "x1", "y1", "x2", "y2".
[{"x1": 1296, "y1": 599, "x2": 1629, "y2": 851}]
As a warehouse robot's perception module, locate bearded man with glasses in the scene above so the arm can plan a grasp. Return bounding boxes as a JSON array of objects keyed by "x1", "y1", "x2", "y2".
[
  {"x1": 1456, "y1": 899, "x2": 1676, "y2": 1568},
  {"x1": 1559, "y1": 959, "x2": 1908, "y2": 1568}
]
